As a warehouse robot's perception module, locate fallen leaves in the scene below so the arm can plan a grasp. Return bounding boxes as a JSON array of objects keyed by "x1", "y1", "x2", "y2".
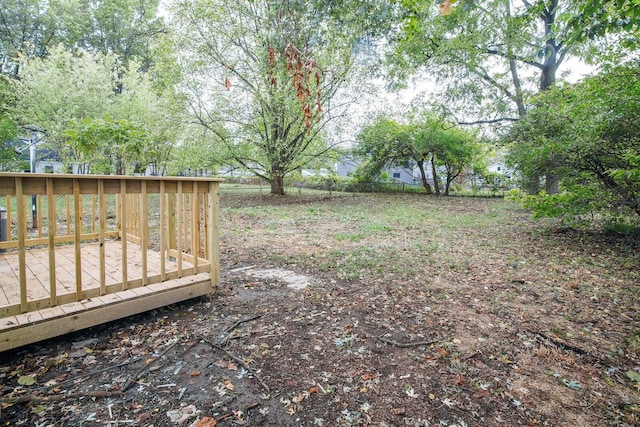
[
  {"x1": 17, "y1": 375, "x2": 36, "y2": 386},
  {"x1": 361, "y1": 373, "x2": 377, "y2": 381},
  {"x1": 472, "y1": 388, "x2": 491, "y2": 399},
  {"x1": 190, "y1": 416, "x2": 217, "y2": 427},
  {"x1": 213, "y1": 359, "x2": 237, "y2": 371},
  {"x1": 167, "y1": 404, "x2": 197, "y2": 424}
]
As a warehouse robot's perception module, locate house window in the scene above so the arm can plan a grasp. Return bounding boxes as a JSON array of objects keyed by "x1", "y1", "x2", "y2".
[
  {"x1": 392, "y1": 172, "x2": 401, "y2": 178},
  {"x1": 45, "y1": 165, "x2": 54, "y2": 173},
  {"x1": 496, "y1": 166, "x2": 501, "y2": 171}
]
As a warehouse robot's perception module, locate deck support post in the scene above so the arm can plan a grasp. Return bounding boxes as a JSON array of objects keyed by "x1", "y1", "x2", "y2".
[{"x1": 208, "y1": 181, "x2": 220, "y2": 289}]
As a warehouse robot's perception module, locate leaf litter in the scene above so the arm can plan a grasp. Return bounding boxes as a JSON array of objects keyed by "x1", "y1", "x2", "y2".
[{"x1": 1, "y1": 192, "x2": 639, "y2": 426}]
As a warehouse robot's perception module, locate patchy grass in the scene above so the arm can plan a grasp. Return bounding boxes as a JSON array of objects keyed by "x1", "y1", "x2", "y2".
[
  {"x1": 219, "y1": 191, "x2": 640, "y2": 426},
  {"x1": 1, "y1": 190, "x2": 639, "y2": 426}
]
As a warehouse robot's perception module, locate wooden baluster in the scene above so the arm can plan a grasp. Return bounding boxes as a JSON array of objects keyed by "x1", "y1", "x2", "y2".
[
  {"x1": 176, "y1": 181, "x2": 183, "y2": 277},
  {"x1": 182, "y1": 191, "x2": 188, "y2": 253},
  {"x1": 46, "y1": 178, "x2": 57, "y2": 306},
  {"x1": 160, "y1": 181, "x2": 166, "y2": 282},
  {"x1": 202, "y1": 193, "x2": 213, "y2": 260},
  {"x1": 140, "y1": 181, "x2": 148, "y2": 286},
  {"x1": 16, "y1": 178, "x2": 27, "y2": 313},
  {"x1": 167, "y1": 189, "x2": 176, "y2": 255},
  {"x1": 99, "y1": 180, "x2": 106, "y2": 295},
  {"x1": 120, "y1": 180, "x2": 128, "y2": 290},
  {"x1": 65, "y1": 195, "x2": 71, "y2": 236},
  {"x1": 6, "y1": 195, "x2": 11, "y2": 238},
  {"x1": 208, "y1": 182, "x2": 220, "y2": 288},
  {"x1": 37, "y1": 195, "x2": 42, "y2": 239},
  {"x1": 191, "y1": 183, "x2": 199, "y2": 272},
  {"x1": 91, "y1": 194, "x2": 96, "y2": 234},
  {"x1": 73, "y1": 178, "x2": 82, "y2": 301}
]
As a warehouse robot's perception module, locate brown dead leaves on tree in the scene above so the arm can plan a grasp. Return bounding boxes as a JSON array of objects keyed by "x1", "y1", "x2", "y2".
[{"x1": 266, "y1": 43, "x2": 323, "y2": 128}]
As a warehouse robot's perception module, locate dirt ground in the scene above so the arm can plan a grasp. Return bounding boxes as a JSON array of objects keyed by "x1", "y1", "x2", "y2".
[{"x1": 1, "y1": 192, "x2": 639, "y2": 426}]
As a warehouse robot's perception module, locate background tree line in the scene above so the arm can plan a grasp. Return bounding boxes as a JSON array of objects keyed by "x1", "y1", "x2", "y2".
[{"x1": 0, "y1": 0, "x2": 638, "y2": 226}]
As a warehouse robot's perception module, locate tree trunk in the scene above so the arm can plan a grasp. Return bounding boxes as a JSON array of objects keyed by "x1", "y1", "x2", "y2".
[
  {"x1": 539, "y1": 0, "x2": 561, "y2": 194},
  {"x1": 545, "y1": 172, "x2": 559, "y2": 194},
  {"x1": 505, "y1": 1, "x2": 526, "y2": 118},
  {"x1": 417, "y1": 159, "x2": 433, "y2": 194},
  {"x1": 270, "y1": 175, "x2": 285, "y2": 195},
  {"x1": 526, "y1": 173, "x2": 541, "y2": 195},
  {"x1": 444, "y1": 174, "x2": 452, "y2": 196},
  {"x1": 431, "y1": 157, "x2": 440, "y2": 195}
]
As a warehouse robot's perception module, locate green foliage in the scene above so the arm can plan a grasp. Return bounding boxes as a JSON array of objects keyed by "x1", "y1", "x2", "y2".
[
  {"x1": 354, "y1": 111, "x2": 480, "y2": 195},
  {"x1": 70, "y1": 0, "x2": 165, "y2": 70},
  {"x1": 0, "y1": 116, "x2": 22, "y2": 171},
  {"x1": 172, "y1": 0, "x2": 362, "y2": 194},
  {"x1": 13, "y1": 47, "x2": 178, "y2": 174},
  {"x1": 506, "y1": 61, "x2": 640, "y2": 226},
  {"x1": 65, "y1": 117, "x2": 147, "y2": 174},
  {"x1": 565, "y1": 0, "x2": 640, "y2": 48},
  {"x1": 390, "y1": 0, "x2": 572, "y2": 124},
  {"x1": 0, "y1": 0, "x2": 64, "y2": 74}
]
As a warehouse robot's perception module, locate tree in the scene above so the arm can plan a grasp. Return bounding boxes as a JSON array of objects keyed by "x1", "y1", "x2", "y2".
[
  {"x1": 354, "y1": 116, "x2": 423, "y2": 186},
  {"x1": 0, "y1": 0, "x2": 166, "y2": 77},
  {"x1": 0, "y1": 74, "x2": 21, "y2": 170},
  {"x1": 0, "y1": 0, "x2": 64, "y2": 75},
  {"x1": 13, "y1": 46, "x2": 177, "y2": 173},
  {"x1": 429, "y1": 125, "x2": 480, "y2": 195},
  {"x1": 355, "y1": 112, "x2": 480, "y2": 195},
  {"x1": 389, "y1": 0, "x2": 592, "y2": 194},
  {"x1": 65, "y1": 117, "x2": 146, "y2": 174},
  {"x1": 506, "y1": 61, "x2": 640, "y2": 225},
  {"x1": 171, "y1": 0, "x2": 361, "y2": 195},
  {"x1": 68, "y1": 0, "x2": 166, "y2": 72}
]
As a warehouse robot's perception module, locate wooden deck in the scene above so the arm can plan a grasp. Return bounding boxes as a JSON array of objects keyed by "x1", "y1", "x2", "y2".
[
  {"x1": 0, "y1": 173, "x2": 222, "y2": 353},
  {"x1": 0, "y1": 241, "x2": 213, "y2": 352}
]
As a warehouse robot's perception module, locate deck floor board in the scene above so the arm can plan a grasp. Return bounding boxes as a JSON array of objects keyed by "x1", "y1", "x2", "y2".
[
  {"x1": 0, "y1": 240, "x2": 214, "y2": 352},
  {"x1": 0, "y1": 240, "x2": 191, "y2": 309}
]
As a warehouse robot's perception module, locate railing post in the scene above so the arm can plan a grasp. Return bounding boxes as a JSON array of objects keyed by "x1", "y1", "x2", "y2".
[
  {"x1": 140, "y1": 181, "x2": 148, "y2": 286},
  {"x1": 15, "y1": 177, "x2": 27, "y2": 313},
  {"x1": 120, "y1": 179, "x2": 128, "y2": 290},
  {"x1": 46, "y1": 177, "x2": 57, "y2": 306},
  {"x1": 73, "y1": 178, "x2": 83, "y2": 300},
  {"x1": 208, "y1": 181, "x2": 220, "y2": 289}
]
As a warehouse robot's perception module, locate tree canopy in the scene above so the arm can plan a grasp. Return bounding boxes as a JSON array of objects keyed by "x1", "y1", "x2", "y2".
[
  {"x1": 12, "y1": 47, "x2": 178, "y2": 174},
  {"x1": 506, "y1": 61, "x2": 640, "y2": 226},
  {"x1": 355, "y1": 112, "x2": 480, "y2": 195},
  {"x1": 171, "y1": 0, "x2": 362, "y2": 194}
]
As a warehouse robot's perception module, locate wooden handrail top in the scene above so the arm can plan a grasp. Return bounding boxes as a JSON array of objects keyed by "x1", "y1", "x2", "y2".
[{"x1": 0, "y1": 173, "x2": 224, "y2": 196}]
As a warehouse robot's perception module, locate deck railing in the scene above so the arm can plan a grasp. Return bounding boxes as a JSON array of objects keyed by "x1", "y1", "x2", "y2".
[{"x1": 0, "y1": 173, "x2": 222, "y2": 317}]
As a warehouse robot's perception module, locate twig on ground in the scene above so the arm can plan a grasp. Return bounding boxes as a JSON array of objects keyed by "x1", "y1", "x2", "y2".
[
  {"x1": 0, "y1": 339, "x2": 184, "y2": 406},
  {"x1": 121, "y1": 338, "x2": 181, "y2": 392},
  {"x1": 59, "y1": 359, "x2": 138, "y2": 386},
  {"x1": 377, "y1": 334, "x2": 438, "y2": 348},
  {"x1": 462, "y1": 350, "x2": 482, "y2": 361},
  {"x1": 1, "y1": 390, "x2": 119, "y2": 405},
  {"x1": 535, "y1": 332, "x2": 588, "y2": 356},
  {"x1": 200, "y1": 334, "x2": 271, "y2": 394},
  {"x1": 220, "y1": 315, "x2": 262, "y2": 345}
]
